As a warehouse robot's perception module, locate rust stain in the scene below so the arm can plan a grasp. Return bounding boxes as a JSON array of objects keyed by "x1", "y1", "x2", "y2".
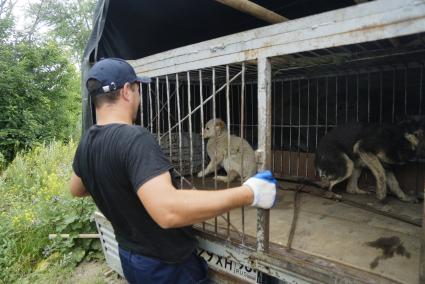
[
  {"x1": 366, "y1": 236, "x2": 411, "y2": 269},
  {"x1": 243, "y1": 49, "x2": 258, "y2": 60}
]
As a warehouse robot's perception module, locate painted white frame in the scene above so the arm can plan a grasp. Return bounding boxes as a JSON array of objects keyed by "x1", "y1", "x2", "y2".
[{"x1": 130, "y1": 0, "x2": 425, "y2": 78}]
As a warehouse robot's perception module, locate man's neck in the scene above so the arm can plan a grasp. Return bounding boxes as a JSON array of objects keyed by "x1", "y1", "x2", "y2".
[{"x1": 96, "y1": 106, "x2": 133, "y2": 125}]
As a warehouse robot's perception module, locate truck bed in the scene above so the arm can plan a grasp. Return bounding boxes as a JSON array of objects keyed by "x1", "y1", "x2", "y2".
[{"x1": 192, "y1": 178, "x2": 422, "y2": 284}]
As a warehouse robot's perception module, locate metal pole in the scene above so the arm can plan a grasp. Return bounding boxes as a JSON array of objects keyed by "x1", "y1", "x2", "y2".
[
  {"x1": 257, "y1": 57, "x2": 272, "y2": 252},
  {"x1": 226, "y1": 65, "x2": 231, "y2": 238},
  {"x1": 148, "y1": 83, "x2": 153, "y2": 133},
  {"x1": 297, "y1": 80, "x2": 301, "y2": 176},
  {"x1": 140, "y1": 82, "x2": 144, "y2": 127},
  {"x1": 199, "y1": 70, "x2": 206, "y2": 231},
  {"x1": 199, "y1": 70, "x2": 206, "y2": 188},
  {"x1": 240, "y1": 62, "x2": 246, "y2": 242},
  {"x1": 420, "y1": 178, "x2": 425, "y2": 283},
  {"x1": 306, "y1": 79, "x2": 310, "y2": 177},
  {"x1": 379, "y1": 72, "x2": 383, "y2": 123},
  {"x1": 187, "y1": 72, "x2": 194, "y2": 179},
  {"x1": 356, "y1": 74, "x2": 359, "y2": 122},
  {"x1": 392, "y1": 69, "x2": 396, "y2": 123},
  {"x1": 156, "y1": 78, "x2": 161, "y2": 143},
  {"x1": 419, "y1": 65, "x2": 423, "y2": 115},
  {"x1": 176, "y1": 74, "x2": 184, "y2": 189},
  {"x1": 280, "y1": 81, "x2": 284, "y2": 175},
  {"x1": 345, "y1": 75, "x2": 348, "y2": 123},
  {"x1": 325, "y1": 77, "x2": 328, "y2": 132},
  {"x1": 212, "y1": 67, "x2": 218, "y2": 235},
  {"x1": 289, "y1": 81, "x2": 293, "y2": 174},
  {"x1": 166, "y1": 76, "x2": 172, "y2": 160}
]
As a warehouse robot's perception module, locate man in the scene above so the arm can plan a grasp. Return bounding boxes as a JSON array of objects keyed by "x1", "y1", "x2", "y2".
[{"x1": 70, "y1": 58, "x2": 276, "y2": 284}]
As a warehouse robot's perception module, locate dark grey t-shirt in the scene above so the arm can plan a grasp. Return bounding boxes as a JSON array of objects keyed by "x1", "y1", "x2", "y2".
[{"x1": 73, "y1": 124, "x2": 197, "y2": 263}]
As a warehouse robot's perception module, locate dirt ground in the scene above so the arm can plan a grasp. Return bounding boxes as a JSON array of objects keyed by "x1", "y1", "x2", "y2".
[{"x1": 69, "y1": 260, "x2": 127, "y2": 284}]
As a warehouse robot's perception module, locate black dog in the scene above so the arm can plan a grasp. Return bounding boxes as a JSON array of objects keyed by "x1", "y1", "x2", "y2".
[{"x1": 315, "y1": 117, "x2": 425, "y2": 202}]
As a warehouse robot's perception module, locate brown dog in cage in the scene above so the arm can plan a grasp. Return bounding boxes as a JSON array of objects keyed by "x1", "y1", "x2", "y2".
[
  {"x1": 315, "y1": 117, "x2": 425, "y2": 202},
  {"x1": 197, "y1": 118, "x2": 257, "y2": 183}
]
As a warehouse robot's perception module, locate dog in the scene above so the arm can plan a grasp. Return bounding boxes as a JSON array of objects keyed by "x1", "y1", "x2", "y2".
[
  {"x1": 197, "y1": 118, "x2": 257, "y2": 182},
  {"x1": 315, "y1": 117, "x2": 425, "y2": 202}
]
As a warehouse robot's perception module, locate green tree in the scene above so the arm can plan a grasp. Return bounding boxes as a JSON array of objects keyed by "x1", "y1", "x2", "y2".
[
  {"x1": 0, "y1": 0, "x2": 15, "y2": 41},
  {"x1": 0, "y1": 41, "x2": 81, "y2": 161},
  {"x1": 0, "y1": 2, "x2": 81, "y2": 161},
  {"x1": 25, "y1": 0, "x2": 97, "y2": 63}
]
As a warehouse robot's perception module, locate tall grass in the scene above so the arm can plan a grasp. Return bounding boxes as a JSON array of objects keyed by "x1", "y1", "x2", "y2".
[{"x1": 0, "y1": 140, "x2": 100, "y2": 283}]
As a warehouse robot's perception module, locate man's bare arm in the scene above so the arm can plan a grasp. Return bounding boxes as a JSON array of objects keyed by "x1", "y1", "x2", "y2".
[
  {"x1": 70, "y1": 172, "x2": 90, "y2": 197},
  {"x1": 137, "y1": 171, "x2": 253, "y2": 229}
]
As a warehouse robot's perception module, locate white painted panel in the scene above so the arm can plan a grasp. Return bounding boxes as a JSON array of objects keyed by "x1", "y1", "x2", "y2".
[{"x1": 130, "y1": 0, "x2": 425, "y2": 77}]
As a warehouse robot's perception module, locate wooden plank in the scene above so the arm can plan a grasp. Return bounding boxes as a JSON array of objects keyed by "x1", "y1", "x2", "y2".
[
  {"x1": 48, "y1": 233, "x2": 100, "y2": 239},
  {"x1": 130, "y1": 0, "x2": 425, "y2": 77}
]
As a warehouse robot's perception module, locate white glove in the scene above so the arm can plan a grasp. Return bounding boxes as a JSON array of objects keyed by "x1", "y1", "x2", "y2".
[{"x1": 243, "y1": 170, "x2": 277, "y2": 209}]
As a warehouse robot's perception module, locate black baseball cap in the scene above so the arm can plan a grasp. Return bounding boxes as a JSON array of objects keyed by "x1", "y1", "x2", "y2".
[{"x1": 86, "y1": 58, "x2": 151, "y2": 96}]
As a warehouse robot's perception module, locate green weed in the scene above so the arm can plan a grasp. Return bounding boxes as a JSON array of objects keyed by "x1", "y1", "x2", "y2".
[{"x1": 0, "y1": 140, "x2": 100, "y2": 283}]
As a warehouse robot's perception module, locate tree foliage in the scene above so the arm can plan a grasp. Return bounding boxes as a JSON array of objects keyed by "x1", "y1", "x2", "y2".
[
  {"x1": 0, "y1": 2, "x2": 100, "y2": 281},
  {"x1": 0, "y1": 0, "x2": 85, "y2": 161},
  {"x1": 26, "y1": 0, "x2": 97, "y2": 63}
]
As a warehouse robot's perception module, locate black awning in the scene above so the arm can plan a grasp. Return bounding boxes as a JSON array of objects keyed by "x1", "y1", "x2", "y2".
[
  {"x1": 81, "y1": 0, "x2": 357, "y2": 130},
  {"x1": 85, "y1": 0, "x2": 356, "y2": 62}
]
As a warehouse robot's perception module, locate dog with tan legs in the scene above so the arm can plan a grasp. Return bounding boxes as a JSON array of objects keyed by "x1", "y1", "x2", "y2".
[
  {"x1": 315, "y1": 117, "x2": 425, "y2": 202},
  {"x1": 197, "y1": 118, "x2": 257, "y2": 183}
]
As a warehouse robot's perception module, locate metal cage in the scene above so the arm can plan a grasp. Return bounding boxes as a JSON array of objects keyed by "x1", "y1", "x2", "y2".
[{"x1": 94, "y1": 1, "x2": 425, "y2": 283}]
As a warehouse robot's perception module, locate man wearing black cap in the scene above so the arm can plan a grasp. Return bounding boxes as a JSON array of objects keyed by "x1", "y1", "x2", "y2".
[{"x1": 70, "y1": 58, "x2": 277, "y2": 284}]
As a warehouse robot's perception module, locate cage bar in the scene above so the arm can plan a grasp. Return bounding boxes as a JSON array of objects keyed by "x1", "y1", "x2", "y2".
[
  {"x1": 187, "y1": 72, "x2": 194, "y2": 179},
  {"x1": 225, "y1": 65, "x2": 231, "y2": 238},
  {"x1": 148, "y1": 83, "x2": 153, "y2": 133},
  {"x1": 212, "y1": 67, "x2": 218, "y2": 235},
  {"x1": 156, "y1": 78, "x2": 161, "y2": 143},
  {"x1": 166, "y1": 76, "x2": 172, "y2": 160},
  {"x1": 257, "y1": 57, "x2": 272, "y2": 252},
  {"x1": 175, "y1": 74, "x2": 184, "y2": 188}
]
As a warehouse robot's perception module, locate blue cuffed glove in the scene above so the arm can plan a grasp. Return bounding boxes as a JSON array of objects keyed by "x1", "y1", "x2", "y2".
[{"x1": 243, "y1": 170, "x2": 277, "y2": 209}]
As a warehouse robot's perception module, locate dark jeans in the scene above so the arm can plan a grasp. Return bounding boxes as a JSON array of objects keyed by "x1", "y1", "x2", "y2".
[{"x1": 118, "y1": 246, "x2": 209, "y2": 284}]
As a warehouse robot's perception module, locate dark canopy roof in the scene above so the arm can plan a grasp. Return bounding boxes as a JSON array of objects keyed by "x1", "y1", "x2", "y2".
[
  {"x1": 84, "y1": 0, "x2": 357, "y2": 62},
  {"x1": 81, "y1": 0, "x2": 358, "y2": 130}
]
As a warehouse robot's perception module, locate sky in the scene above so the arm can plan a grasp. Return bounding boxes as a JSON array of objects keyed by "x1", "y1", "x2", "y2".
[
  {"x1": 12, "y1": 0, "x2": 45, "y2": 32},
  {"x1": 12, "y1": 0, "x2": 29, "y2": 31}
]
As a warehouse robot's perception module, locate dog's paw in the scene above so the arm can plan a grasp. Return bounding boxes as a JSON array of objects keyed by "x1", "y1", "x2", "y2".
[
  {"x1": 400, "y1": 195, "x2": 419, "y2": 203},
  {"x1": 376, "y1": 191, "x2": 387, "y2": 201},
  {"x1": 213, "y1": 176, "x2": 227, "y2": 182},
  {"x1": 197, "y1": 171, "x2": 204, "y2": 178},
  {"x1": 347, "y1": 187, "x2": 370, "y2": 195}
]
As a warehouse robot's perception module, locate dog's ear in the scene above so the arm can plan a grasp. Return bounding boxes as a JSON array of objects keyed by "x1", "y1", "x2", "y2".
[
  {"x1": 405, "y1": 133, "x2": 419, "y2": 147},
  {"x1": 215, "y1": 119, "x2": 225, "y2": 129},
  {"x1": 214, "y1": 119, "x2": 225, "y2": 135}
]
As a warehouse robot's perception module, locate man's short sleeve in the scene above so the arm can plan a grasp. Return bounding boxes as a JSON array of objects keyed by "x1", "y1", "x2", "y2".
[
  {"x1": 72, "y1": 143, "x2": 82, "y2": 177},
  {"x1": 126, "y1": 130, "x2": 173, "y2": 193}
]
